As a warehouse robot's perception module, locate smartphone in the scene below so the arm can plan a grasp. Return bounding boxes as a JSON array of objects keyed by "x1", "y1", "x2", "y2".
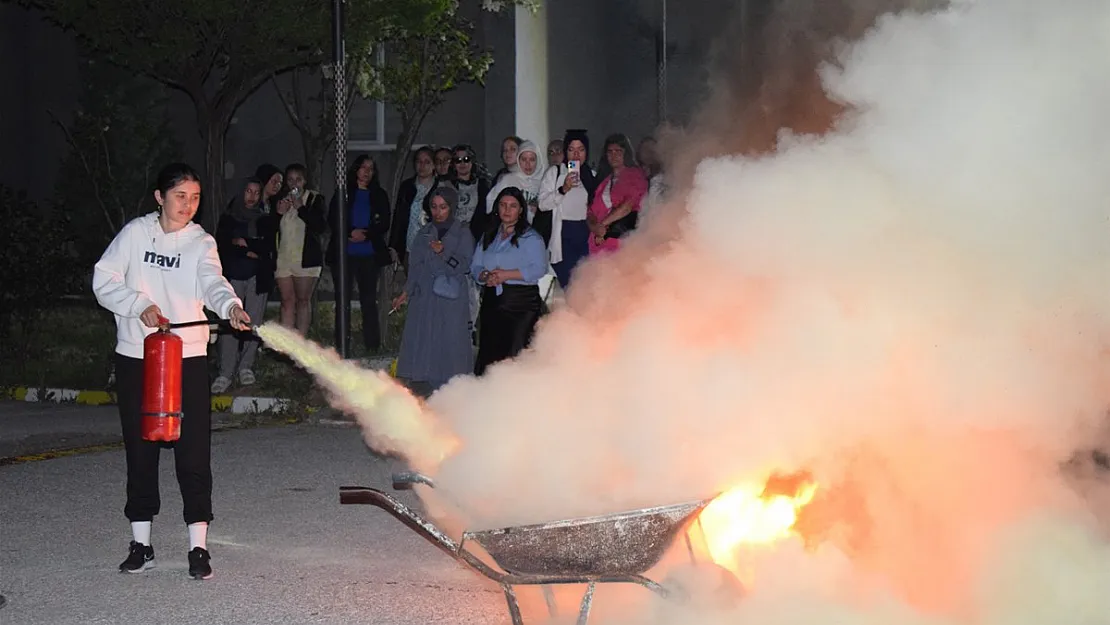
[{"x1": 567, "y1": 160, "x2": 580, "y2": 185}]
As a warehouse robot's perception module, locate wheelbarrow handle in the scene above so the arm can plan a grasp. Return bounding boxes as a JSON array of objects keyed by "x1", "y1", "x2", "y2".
[{"x1": 392, "y1": 471, "x2": 436, "y2": 490}]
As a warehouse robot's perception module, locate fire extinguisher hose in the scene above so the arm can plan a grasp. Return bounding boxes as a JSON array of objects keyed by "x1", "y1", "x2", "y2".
[{"x1": 163, "y1": 318, "x2": 257, "y2": 334}]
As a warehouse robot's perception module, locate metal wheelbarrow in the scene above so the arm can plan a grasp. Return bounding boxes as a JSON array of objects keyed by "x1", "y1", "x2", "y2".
[{"x1": 340, "y1": 472, "x2": 731, "y2": 624}]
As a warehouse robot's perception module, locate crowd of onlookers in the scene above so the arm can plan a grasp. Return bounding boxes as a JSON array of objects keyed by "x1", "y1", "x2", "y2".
[{"x1": 213, "y1": 129, "x2": 665, "y2": 395}]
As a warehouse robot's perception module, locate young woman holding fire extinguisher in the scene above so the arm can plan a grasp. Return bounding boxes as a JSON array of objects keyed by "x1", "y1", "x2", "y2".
[{"x1": 92, "y1": 163, "x2": 252, "y2": 580}]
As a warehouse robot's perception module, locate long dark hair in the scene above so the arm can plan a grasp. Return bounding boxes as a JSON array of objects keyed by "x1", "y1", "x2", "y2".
[
  {"x1": 346, "y1": 154, "x2": 380, "y2": 192},
  {"x1": 482, "y1": 186, "x2": 531, "y2": 250},
  {"x1": 594, "y1": 133, "x2": 638, "y2": 183}
]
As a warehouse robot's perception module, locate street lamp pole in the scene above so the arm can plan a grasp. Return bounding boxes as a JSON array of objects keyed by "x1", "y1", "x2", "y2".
[
  {"x1": 332, "y1": 0, "x2": 350, "y2": 358},
  {"x1": 657, "y1": 0, "x2": 668, "y2": 124}
]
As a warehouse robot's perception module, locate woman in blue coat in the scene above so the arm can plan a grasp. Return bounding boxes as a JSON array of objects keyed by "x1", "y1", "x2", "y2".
[{"x1": 391, "y1": 186, "x2": 475, "y2": 393}]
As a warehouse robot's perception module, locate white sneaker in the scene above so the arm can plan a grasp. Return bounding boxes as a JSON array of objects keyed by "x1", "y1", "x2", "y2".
[
  {"x1": 210, "y1": 376, "x2": 232, "y2": 394},
  {"x1": 238, "y1": 370, "x2": 256, "y2": 386}
]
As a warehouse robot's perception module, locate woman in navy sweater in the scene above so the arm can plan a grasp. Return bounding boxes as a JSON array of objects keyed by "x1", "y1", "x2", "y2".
[{"x1": 327, "y1": 155, "x2": 392, "y2": 354}]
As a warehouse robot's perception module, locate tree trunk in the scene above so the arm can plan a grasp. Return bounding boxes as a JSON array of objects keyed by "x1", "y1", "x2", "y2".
[
  {"x1": 201, "y1": 116, "x2": 231, "y2": 233},
  {"x1": 300, "y1": 130, "x2": 324, "y2": 192},
  {"x1": 387, "y1": 121, "x2": 420, "y2": 231}
]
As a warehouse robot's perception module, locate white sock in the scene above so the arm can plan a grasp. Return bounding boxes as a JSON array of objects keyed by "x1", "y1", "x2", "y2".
[
  {"x1": 131, "y1": 521, "x2": 152, "y2": 546},
  {"x1": 188, "y1": 522, "x2": 208, "y2": 551}
]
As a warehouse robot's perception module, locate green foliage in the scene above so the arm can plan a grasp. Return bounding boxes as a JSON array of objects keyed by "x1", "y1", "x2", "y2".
[
  {"x1": 353, "y1": 4, "x2": 496, "y2": 212},
  {"x1": 355, "y1": 9, "x2": 492, "y2": 118},
  {"x1": 52, "y1": 61, "x2": 179, "y2": 264},
  {"x1": 0, "y1": 187, "x2": 81, "y2": 349}
]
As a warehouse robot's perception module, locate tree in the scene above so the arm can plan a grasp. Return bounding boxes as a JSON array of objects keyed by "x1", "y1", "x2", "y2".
[
  {"x1": 355, "y1": 7, "x2": 495, "y2": 210},
  {"x1": 273, "y1": 0, "x2": 537, "y2": 203},
  {"x1": 50, "y1": 60, "x2": 179, "y2": 264},
  {"x1": 0, "y1": 187, "x2": 80, "y2": 349},
  {"x1": 16, "y1": 0, "x2": 453, "y2": 230},
  {"x1": 270, "y1": 66, "x2": 349, "y2": 192}
]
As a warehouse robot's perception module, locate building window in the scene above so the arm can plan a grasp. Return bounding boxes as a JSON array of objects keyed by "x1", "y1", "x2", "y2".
[{"x1": 348, "y1": 47, "x2": 390, "y2": 150}]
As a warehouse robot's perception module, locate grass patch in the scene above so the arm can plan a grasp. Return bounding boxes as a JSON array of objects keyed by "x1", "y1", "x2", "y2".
[{"x1": 0, "y1": 299, "x2": 404, "y2": 400}]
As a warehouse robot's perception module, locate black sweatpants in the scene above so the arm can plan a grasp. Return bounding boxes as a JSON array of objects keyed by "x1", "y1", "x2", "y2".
[
  {"x1": 331, "y1": 255, "x2": 381, "y2": 353},
  {"x1": 116, "y1": 354, "x2": 213, "y2": 525}
]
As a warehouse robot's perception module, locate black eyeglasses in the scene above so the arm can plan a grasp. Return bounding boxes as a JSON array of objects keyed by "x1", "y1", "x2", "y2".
[{"x1": 453, "y1": 156, "x2": 472, "y2": 164}]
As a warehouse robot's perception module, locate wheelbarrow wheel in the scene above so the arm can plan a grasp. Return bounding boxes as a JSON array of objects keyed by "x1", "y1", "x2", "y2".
[{"x1": 659, "y1": 562, "x2": 745, "y2": 612}]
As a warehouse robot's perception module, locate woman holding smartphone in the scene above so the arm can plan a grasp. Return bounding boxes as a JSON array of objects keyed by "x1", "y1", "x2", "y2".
[
  {"x1": 93, "y1": 162, "x2": 251, "y2": 580},
  {"x1": 391, "y1": 187, "x2": 475, "y2": 394},
  {"x1": 539, "y1": 129, "x2": 598, "y2": 289}
]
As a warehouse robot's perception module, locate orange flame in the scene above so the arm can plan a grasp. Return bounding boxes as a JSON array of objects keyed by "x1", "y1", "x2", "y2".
[{"x1": 697, "y1": 476, "x2": 818, "y2": 584}]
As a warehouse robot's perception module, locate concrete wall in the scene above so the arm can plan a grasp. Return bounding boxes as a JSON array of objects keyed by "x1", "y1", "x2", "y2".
[{"x1": 542, "y1": 0, "x2": 738, "y2": 159}]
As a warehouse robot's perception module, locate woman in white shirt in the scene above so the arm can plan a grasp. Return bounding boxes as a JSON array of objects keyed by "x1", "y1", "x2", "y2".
[{"x1": 538, "y1": 129, "x2": 598, "y2": 289}]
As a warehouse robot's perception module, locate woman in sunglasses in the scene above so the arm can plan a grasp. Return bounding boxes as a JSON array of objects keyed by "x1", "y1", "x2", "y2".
[
  {"x1": 448, "y1": 144, "x2": 491, "y2": 243},
  {"x1": 448, "y1": 144, "x2": 491, "y2": 343}
]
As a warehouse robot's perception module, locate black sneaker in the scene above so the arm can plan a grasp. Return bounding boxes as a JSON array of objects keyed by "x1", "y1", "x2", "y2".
[
  {"x1": 188, "y1": 547, "x2": 213, "y2": 580},
  {"x1": 119, "y1": 541, "x2": 154, "y2": 573}
]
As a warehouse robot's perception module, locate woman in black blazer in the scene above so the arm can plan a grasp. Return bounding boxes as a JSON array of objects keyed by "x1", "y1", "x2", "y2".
[{"x1": 327, "y1": 155, "x2": 392, "y2": 354}]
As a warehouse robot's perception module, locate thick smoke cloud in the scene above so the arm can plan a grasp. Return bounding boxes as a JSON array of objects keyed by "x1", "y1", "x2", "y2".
[{"x1": 406, "y1": 0, "x2": 1110, "y2": 621}]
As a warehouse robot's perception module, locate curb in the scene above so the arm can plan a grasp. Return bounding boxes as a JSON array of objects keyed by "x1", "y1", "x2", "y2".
[{"x1": 2, "y1": 387, "x2": 290, "y2": 415}]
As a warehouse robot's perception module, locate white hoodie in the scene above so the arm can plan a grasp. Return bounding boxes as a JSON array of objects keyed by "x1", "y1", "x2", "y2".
[{"x1": 93, "y1": 212, "x2": 243, "y2": 359}]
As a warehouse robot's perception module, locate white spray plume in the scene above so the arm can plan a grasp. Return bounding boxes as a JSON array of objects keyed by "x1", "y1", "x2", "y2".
[
  {"x1": 254, "y1": 323, "x2": 457, "y2": 473},
  {"x1": 431, "y1": 0, "x2": 1110, "y2": 513},
  {"x1": 244, "y1": 0, "x2": 1110, "y2": 622},
  {"x1": 406, "y1": 0, "x2": 1110, "y2": 621}
]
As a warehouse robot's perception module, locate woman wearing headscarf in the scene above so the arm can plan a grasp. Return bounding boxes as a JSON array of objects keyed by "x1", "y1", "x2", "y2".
[
  {"x1": 212, "y1": 176, "x2": 275, "y2": 393},
  {"x1": 391, "y1": 186, "x2": 475, "y2": 394},
  {"x1": 538, "y1": 129, "x2": 599, "y2": 288},
  {"x1": 485, "y1": 139, "x2": 548, "y2": 240},
  {"x1": 588, "y1": 133, "x2": 648, "y2": 255},
  {"x1": 471, "y1": 187, "x2": 549, "y2": 375}
]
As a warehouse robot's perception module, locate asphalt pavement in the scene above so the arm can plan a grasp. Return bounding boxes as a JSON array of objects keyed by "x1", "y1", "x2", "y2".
[{"x1": 0, "y1": 401, "x2": 522, "y2": 624}]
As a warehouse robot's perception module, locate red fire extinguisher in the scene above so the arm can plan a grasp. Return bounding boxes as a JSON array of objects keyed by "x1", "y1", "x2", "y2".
[{"x1": 141, "y1": 316, "x2": 183, "y2": 442}]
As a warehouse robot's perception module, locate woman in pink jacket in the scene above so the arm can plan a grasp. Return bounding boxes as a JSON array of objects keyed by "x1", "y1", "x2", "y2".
[{"x1": 587, "y1": 134, "x2": 648, "y2": 255}]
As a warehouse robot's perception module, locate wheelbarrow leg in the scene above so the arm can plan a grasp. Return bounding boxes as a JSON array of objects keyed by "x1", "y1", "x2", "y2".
[
  {"x1": 542, "y1": 585, "x2": 558, "y2": 618},
  {"x1": 501, "y1": 583, "x2": 524, "y2": 625},
  {"x1": 576, "y1": 581, "x2": 596, "y2": 625}
]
